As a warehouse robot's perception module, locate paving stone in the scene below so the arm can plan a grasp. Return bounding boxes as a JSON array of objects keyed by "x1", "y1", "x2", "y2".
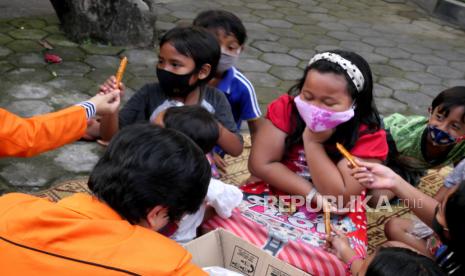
[
  {"x1": 269, "y1": 66, "x2": 303, "y2": 81},
  {"x1": 47, "y1": 47, "x2": 86, "y2": 62},
  {"x1": 349, "y1": 27, "x2": 383, "y2": 37},
  {"x1": 433, "y1": 51, "x2": 465, "y2": 62},
  {"x1": 46, "y1": 77, "x2": 97, "y2": 96},
  {"x1": 236, "y1": 58, "x2": 271, "y2": 72},
  {"x1": 54, "y1": 143, "x2": 101, "y2": 173},
  {"x1": 5, "y1": 100, "x2": 53, "y2": 117},
  {"x1": 371, "y1": 64, "x2": 405, "y2": 78},
  {"x1": 327, "y1": 31, "x2": 360, "y2": 41},
  {"x1": 5, "y1": 67, "x2": 53, "y2": 82},
  {"x1": 285, "y1": 15, "x2": 317, "y2": 25},
  {"x1": 260, "y1": 53, "x2": 299, "y2": 66},
  {"x1": 269, "y1": 28, "x2": 304, "y2": 39},
  {"x1": 47, "y1": 61, "x2": 91, "y2": 77},
  {"x1": 80, "y1": 43, "x2": 125, "y2": 56},
  {"x1": 8, "y1": 18, "x2": 47, "y2": 29},
  {"x1": 339, "y1": 41, "x2": 374, "y2": 52},
  {"x1": 247, "y1": 29, "x2": 279, "y2": 41},
  {"x1": 7, "y1": 52, "x2": 45, "y2": 67},
  {"x1": 292, "y1": 25, "x2": 327, "y2": 35},
  {"x1": 255, "y1": 85, "x2": 284, "y2": 104},
  {"x1": 8, "y1": 29, "x2": 48, "y2": 40},
  {"x1": 269, "y1": 0, "x2": 298, "y2": 8},
  {"x1": 0, "y1": 60, "x2": 14, "y2": 74},
  {"x1": 0, "y1": 33, "x2": 13, "y2": 45},
  {"x1": 375, "y1": 47, "x2": 410, "y2": 59},
  {"x1": 358, "y1": 52, "x2": 389, "y2": 64},
  {"x1": 379, "y1": 77, "x2": 419, "y2": 91},
  {"x1": 171, "y1": 11, "x2": 198, "y2": 20},
  {"x1": 86, "y1": 68, "x2": 120, "y2": 84},
  {"x1": 246, "y1": 3, "x2": 274, "y2": 10},
  {"x1": 0, "y1": 45, "x2": 12, "y2": 57},
  {"x1": 156, "y1": 21, "x2": 176, "y2": 32},
  {"x1": 393, "y1": 90, "x2": 433, "y2": 107},
  {"x1": 126, "y1": 77, "x2": 156, "y2": 91},
  {"x1": 7, "y1": 83, "x2": 52, "y2": 99},
  {"x1": 42, "y1": 25, "x2": 63, "y2": 34},
  {"x1": 397, "y1": 43, "x2": 432, "y2": 54},
  {"x1": 49, "y1": 90, "x2": 91, "y2": 109},
  {"x1": 275, "y1": 7, "x2": 308, "y2": 16},
  {"x1": 389, "y1": 59, "x2": 426, "y2": 72},
  {"x1": 245, "y1": 72, "x2": 281, "y2": 88},
  {"x1": 84, "y1": 55, "x2": 120, "y2": 69},
  {"x1": 0, "y1": 21, "x2": 16, "y2": 33},
  {"x1": 241, "y1": 46, "x2": 262, "y2": 58},
  {"x1": 420, "y1": 85, "x2": 447, "y2": 98},
  {"x1": 450, "y1": 61, "x2": 465, "y2": 72},
  {"x1": 252, "y1": 10, "x2": 285, "y2": 19},
  {"x1": 289, "y1": 48, "x2": 316, "y2": 60},
  {"x1": 404, "y1": 72, "x2": 442, "y2": 85},
  {"x1": 373, "y1": 83, "x2": 393, "y2": 98},
  {"x1": 362, "y1": 37, "x2": 396, "y2": 47},
  {"x1": 0, "y1": 159, "x2": 56, "y2": 187},
  {"x1": 252, "y1": 41, "x2": 289, "y2": 53},
  {"x1": 410, "y1": 54, "x2": 448, "y2": 66},
  {"x1": 317, "y1": 22, "x2": 348, "y2": 31},
  {"x1": 126, "y1": 64, "x2": 156, "y2": 77},
  {"x1": 375, "y1": 97, "x2": 408, "y2": 115},
  {"x1": 427, "y1": 65, "x2": 463, "y2": 79},
  {"x1": 5, "y1": 39, "x2": 42, "y2": 52},
  {"x1": 443, "y1": 79, "x2": 465, "y2": 87},
  {"x1": 45, "y1": 34, "x2": 78, "y2": 47}
]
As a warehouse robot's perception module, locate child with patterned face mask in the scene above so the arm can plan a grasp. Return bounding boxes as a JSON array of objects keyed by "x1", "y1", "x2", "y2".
[
  {"x1": 382, "y1": 86, "x2": 465, "y2": 200},
  {"x1": 203, "y1": 50, "x2": 388, "y2": 275}
]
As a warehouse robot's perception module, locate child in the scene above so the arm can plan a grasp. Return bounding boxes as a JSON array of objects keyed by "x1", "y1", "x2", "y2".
[
  {"x1": 203, "y1": 50, "x2": 388, "y2": 275},
  {"x1": 351, "y1": 160, "x2": 465, "y2": 275},
  {"x1": 193, "y1": 10, "x2": 263, "y2": 178},
  {"x1": 327, "y1": 228, "x2": 445, "y2": 276},
  {"x1": 384, "y1": 86, "x2": 465, "y2": 188},
  {"x1": 155, "y1": 105, "x2": 243, "y2": 243},
  {"x1": 98, "y1": 26, "x2": 243, "y2": 157},
  {"x1": 193, "y1": 10, "x2": 262, "y2": 139}
]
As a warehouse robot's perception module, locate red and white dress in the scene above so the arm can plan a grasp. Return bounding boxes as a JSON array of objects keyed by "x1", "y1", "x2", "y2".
[{"x1": 204, "y1": 95, "x2": 388, "y2": 275}]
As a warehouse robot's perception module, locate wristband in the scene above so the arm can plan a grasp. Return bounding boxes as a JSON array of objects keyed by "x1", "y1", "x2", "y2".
[{"x1": 345, "y1": 254, "x2": 364, "y2": 272}]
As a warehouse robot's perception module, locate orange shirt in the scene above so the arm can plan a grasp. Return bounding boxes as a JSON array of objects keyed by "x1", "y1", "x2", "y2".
[
  {"x1": 0, "y1": 106, "x2": 87, "y2": 157},
  {"x1": 0, "y1": 193, "x2": 206, "y2": 275}
]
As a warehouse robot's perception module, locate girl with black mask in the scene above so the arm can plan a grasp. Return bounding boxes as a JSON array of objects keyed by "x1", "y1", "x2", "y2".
[
  {"x1": 351, "y1": 160, "x2": 465, "y2": 275},
  {"x1": 97, "y1": 26, "x2": 243, "y2": 157}
]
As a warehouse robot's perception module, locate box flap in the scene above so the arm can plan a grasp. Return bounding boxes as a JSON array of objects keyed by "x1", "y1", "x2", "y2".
[{"x1": 184, "y1": 229, "x2": 224, "y2": 267}]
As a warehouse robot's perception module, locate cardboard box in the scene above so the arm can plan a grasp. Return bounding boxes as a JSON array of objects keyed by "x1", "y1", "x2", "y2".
[{"x1": 185, "y1": 228, "x2": 311, "y2": 276}]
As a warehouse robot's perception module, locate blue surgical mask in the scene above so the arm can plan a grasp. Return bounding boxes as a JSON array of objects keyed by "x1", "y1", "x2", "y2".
[{"x1": 428, "y1": 126, "x2": 459, "y2": 145}]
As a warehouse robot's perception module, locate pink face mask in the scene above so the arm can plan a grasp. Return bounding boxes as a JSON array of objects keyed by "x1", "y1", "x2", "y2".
[{"x1": 294, "y1": 95, "x2": 355, "y2": 132}]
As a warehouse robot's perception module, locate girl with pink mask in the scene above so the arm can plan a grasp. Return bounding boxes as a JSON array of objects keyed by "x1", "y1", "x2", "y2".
[{"x1": 203, "y1": 50, "x2": 388, "y2": 275}]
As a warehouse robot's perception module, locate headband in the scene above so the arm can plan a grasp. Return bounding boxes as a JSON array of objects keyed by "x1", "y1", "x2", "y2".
[{"x1": 308, "y1": 52, "x2": 365, "y2": 92}]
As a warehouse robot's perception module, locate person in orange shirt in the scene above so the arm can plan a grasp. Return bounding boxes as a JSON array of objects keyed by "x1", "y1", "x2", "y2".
[
  {"x1": 0, "y1": 124, "x2": 209, "y2": 275},
  {"x1": 0, "y1": 90, "x2": 120, "y2": 158}
]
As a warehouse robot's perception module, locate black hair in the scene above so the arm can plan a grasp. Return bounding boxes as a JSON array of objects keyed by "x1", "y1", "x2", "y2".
[
  {"x1": 437, "y1": 180, "x2": 465, "y2": 275},
  {"x1": 431, "y1": 86, "x2": 465, "y2": 123},
  {"x1": 366, "y1": 247, "x2": 445, "y2": 276},
  {"x1": 163, "y1": 105, "x2": 219, "y2": 154},
  {"x1": 285, "y1": 50, "x2": 381, "y2": 159},
  {"x1": 88, "y1": 124, "x2": 211, "y2": 224},
  {"x1": 159, "y1": 26, "x2": 220, "y2": 85},
  {"x1": 193, "y1": 10, "x2": 247, "y2": 45}
]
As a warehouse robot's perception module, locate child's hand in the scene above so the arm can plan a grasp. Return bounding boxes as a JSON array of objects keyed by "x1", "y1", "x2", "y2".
[
  {"x1": 350, "y1": 159, "x2": 399, "y2": 190},
  {"x1": 99, "y1": 76, "x2": 126, "y2": 98},
  {"x1": 326, "y1": 228, "x2": 353, "y2": 260},
  {"x1": 212, "y1": 152, "x2": 227, "y2": 177},
  {"x1": 302, "y1": 127, "x2": 334, "y2": 144},
  {"x1": 89, "y1": 90, "x2": 121, "y2": 116}
]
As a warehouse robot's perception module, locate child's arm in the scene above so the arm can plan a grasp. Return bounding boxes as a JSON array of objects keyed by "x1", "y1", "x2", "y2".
[
  {"x1": 247, "y1": 117, "x2": 264, "y2": 144},
  {"x1": 249, "y1": 119, "x2": 316, "y2": 196},
  {"x1": 351, "y1": 160, "x2": 439, "y2": 227},
  {"x1": 303, "y1": 128, "x2": 380, "y2": 206},
  {"x1": 434, "y1": 186, "x2": 450, "y2": 201},
  {"x1": 217, "y1": 122, "x2": 243, "y2": 157}
]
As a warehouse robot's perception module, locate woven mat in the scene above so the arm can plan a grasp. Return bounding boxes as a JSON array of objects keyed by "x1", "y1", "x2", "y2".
[{"x1": 33, "y1": 135, "x2": 449, "y2": 253}]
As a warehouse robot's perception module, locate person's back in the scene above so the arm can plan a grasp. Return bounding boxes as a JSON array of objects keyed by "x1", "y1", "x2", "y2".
[{"x1": 0, "y1": 124, "x2": 209, "y2": 275}]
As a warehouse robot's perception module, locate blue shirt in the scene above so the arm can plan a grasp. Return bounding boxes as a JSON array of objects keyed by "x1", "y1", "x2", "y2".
[{"x1": 217, "y1": 67, "x2": 261, "y2": 129}]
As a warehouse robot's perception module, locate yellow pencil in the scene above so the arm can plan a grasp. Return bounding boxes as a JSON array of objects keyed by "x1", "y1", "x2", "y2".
[{"x1": 323, "y1": 201, "x2": 331, "y2": 235}]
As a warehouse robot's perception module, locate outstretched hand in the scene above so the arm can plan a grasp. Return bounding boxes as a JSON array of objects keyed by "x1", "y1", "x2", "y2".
[
  {"x1": 350, "y1": 159, "x2": 400, "y2": 190},
  {"x1": 89, "y1": 90, "x2": 121, "y2": 116},
  {"x1": 99, "y1": 75, "x2": 125, "y2": 98}
]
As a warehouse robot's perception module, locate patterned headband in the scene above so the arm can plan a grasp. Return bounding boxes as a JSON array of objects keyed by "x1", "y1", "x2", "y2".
[{"x1": 308, "y1": 52, "x2": 365, "y2": 92}]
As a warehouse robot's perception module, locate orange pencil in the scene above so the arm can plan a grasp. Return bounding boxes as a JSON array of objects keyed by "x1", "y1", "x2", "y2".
[
  {"x1": 323, "y1": 201, "x2": 331, "y2": 235},
  {"x1": 115, "y1": 56, "x2": 128, "y2": 87},
  {"x1": 336, "y1": 142, "x2": 358, "y2": 168}
]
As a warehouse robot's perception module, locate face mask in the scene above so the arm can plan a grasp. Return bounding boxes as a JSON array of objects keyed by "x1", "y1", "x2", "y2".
[
  {"x1": 217, "y1": 52, "x2": 239, "y2": 74},
  {"x1": 156, "y1": 68, "x2": 199, "y2": 98},
  {"x1": 427, "y1": 126, "x2": 465, "y2": 145},
  {"x1": 432, "y1": 205, "x2": 450, "y2": 244},
  {"x1": 294, "y1": 95, "x2": 355, "y2": 132}
]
